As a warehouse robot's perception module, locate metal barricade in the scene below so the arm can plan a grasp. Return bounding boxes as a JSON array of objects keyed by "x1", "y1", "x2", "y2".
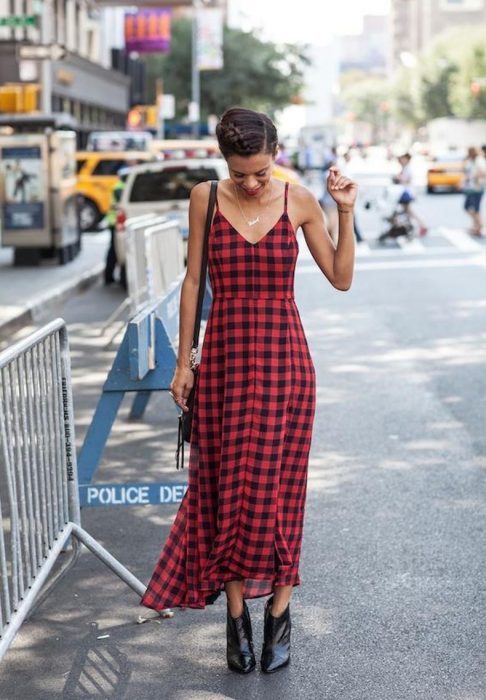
[
  {"x1": 0, "y1": 319, "x2": 145, "y2": 662},
  {"x1": 126, "y1": 217, "x2": 185, "y2": 313},
  {"x1": 101, "y1": 215, "x2": 184, "y2": 341},
  {"x1": 77, "y1": 271, "x2": 213, "y2": 507}
]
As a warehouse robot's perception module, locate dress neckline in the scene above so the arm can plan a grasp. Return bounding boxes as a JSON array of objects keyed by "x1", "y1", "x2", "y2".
[{"x1": 215, "y1": 210, "x2": 290, "y2": 246}]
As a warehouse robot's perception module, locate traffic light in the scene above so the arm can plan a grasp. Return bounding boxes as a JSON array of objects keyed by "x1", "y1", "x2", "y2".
[
  {"x1": 0, "y1": 83, "x2": 40, "y2": 112},
  {"x1": 471, "y1": 81, "x2": 481, "y2": 96},
  {"x1": 127, "y1": 107, "x2": 143, "y2": 128}
]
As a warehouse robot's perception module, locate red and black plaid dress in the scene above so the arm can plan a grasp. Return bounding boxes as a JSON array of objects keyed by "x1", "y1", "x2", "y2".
[{"x1": 141, "y1": 181, "x2": 316, "y2": 610}]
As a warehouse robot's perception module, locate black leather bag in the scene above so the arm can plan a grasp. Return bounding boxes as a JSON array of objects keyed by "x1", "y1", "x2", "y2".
[{"x1": 176, "y1": 181, "x2": 217, "y2": 470}]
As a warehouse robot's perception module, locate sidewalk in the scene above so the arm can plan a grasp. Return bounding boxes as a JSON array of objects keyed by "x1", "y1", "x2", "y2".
[{"x1": 0, "y1": 230, "x2": 110, "y2": 337}]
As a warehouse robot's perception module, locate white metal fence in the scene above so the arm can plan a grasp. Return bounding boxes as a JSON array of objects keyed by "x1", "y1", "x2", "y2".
[
  {"x1": 102, "y1": 215, "x2": 184, "y2": 339},
  {"x1": 125, "y1": 217, "x2": 184, "y2": 312},
  {"x1": 0, "y1": 319, "x2": 145, "y2": 662}
]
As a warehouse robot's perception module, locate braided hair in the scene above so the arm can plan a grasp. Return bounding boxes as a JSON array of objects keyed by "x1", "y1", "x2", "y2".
[{"x1": 216, "y1": 107, "x2": 278, "y2": 159}]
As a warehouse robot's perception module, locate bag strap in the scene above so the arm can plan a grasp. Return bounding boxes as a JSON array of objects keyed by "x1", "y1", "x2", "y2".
[{"x1": 190, "y1": 180, "x2": 217, "y2": 365}]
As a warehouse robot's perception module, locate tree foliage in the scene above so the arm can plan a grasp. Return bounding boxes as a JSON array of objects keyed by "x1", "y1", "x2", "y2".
[
  {"x1": 417, "y1": 26, "x2": 486, "y2": 121},
  {"x1": 339, "y1": 73, "x2": 392, "y2": 139},
  {"x1": 339, "y1": 26, "x2": 486, "y2": 133},
  {"x1": 143, "y1": 18, "x2": 310, "y2": 122}
]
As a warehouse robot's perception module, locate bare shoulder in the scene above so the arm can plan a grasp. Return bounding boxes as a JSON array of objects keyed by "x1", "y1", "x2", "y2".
[
  {"x1": 190, "y1": 180, "x2": 212, "y2": 206},
  {"x1": 288, "y1": 182, "x2": 322, "y2": 226},
  {"x1": 288, "y1": 182, "x2": 319, "y2": 206}
]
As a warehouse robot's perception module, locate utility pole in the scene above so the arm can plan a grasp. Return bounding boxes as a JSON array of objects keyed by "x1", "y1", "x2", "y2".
[
  {"x1": 191, "y1": 0, "x2": 201, "y2": 137},
  {"x1": 41, "y1": 0, "x2": 53, "y2": 113}
]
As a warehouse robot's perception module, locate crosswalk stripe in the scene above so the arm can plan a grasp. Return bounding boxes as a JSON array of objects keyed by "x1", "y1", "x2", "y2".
[
  {"x1": 298, "y1": 228, "x2": 485, "y2": 262},
  {"x1": 300, "y1": 255, "x2": 484, "y2": 273},
  {"x1": 437, "y1": 227, "x2": 485, "y2": 252}
]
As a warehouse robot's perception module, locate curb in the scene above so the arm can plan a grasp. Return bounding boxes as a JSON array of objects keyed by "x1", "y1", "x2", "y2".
[{"x1": 0, "y1": 264, "x2": 104, "y2": 338}]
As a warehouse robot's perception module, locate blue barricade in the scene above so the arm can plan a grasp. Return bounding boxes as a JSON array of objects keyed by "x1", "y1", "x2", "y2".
[{"x1": 77, "y1": 271, "x2": 213, "y2": 505}]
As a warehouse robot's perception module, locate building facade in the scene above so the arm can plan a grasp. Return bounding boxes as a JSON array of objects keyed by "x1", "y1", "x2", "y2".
[
  {"x1": 390, "y1": 0, "x2": 486, "y2": 72},
  {"x1": 0, "y1": 0, "x2": 134, "y2": 143},
  {"x1": 340, "y1": 15, "x2": 388, "y2": 76}
]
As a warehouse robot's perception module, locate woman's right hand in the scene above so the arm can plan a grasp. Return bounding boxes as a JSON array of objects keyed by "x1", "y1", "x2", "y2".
[{"x1": 169, "y1": 366, "x2": 195, "y2": 412}]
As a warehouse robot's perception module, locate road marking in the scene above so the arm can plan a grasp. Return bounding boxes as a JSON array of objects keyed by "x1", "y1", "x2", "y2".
[
  {"x1": 437, "y1": 227, "x2": 485, "y2": 252},
  {"x1": 396, "y1": 237, "x2": 426, "y2": 252},
  {"x1": 299, "y1": 255, "x2": 484, "y2": 272}
]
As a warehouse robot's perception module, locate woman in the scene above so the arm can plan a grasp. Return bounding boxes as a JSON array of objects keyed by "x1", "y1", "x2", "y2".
[
  {"x1": 141, "y1": 108, "x2": 357, "y2": 674},
  {"x1": 394, "y1": 153, "x2": 428, "y2": 237},
  {"x1": 463, "y1": 146, "x2": 486, "y2": 237}
]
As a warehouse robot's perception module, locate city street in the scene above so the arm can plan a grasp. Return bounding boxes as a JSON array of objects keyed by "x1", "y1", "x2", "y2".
[{"x1": 1, "y1": 183, "x2": 485, "y2": 699}]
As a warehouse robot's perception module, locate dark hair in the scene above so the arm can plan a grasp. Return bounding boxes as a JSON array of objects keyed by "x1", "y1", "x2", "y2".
[{"x1": 216, "y1": 107, "x2": 278, "y2": 158}]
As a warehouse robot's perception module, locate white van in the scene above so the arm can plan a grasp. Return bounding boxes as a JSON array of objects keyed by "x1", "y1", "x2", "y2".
[{"x1": 115, "y1": 158, "x2": 228, "y2": 265}]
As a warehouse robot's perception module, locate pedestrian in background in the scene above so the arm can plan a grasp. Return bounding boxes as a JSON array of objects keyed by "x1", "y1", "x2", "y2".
[
  {"x1": 275, "y1": 142, "x2": 291, "y2": 168},
  {"x1": 141, "y1": 107, "x2": 357, "y2": 675},
  {"x1": 463, "y1": 146, "x2": 486, "y2": 237},
  {"x1": 104, "y1": 167, "x2": 132, "y2": 287},
  {"x1": 393, "y1": 153, "x2": 428, "y2": 237}
]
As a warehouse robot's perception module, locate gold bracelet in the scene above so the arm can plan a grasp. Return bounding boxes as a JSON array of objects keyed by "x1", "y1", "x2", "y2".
[{"x1": 337, "y1": 207, "x2": 353, "y2": 214}]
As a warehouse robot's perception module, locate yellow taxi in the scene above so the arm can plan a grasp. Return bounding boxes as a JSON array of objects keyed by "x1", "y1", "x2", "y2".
[
  {"x1": 76, "y1": 150, "x2": 153, "y2": 231},
  {"x1": 426, "y1": 153, "x2": 465, "y2": 193}
]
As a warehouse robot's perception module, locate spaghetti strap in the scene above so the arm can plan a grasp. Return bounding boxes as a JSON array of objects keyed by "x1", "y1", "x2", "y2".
[
  {"x1": 284, "y1": 182, "x2": 289, "y2": 214},
  {"x1": 213, "y1": 181, "x2": 220, "y2": 211}
]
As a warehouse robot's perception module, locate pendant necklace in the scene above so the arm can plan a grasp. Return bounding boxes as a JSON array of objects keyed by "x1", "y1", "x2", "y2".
[{"x1": 234, "y1": 180, "x2": 273, "y2": 228}]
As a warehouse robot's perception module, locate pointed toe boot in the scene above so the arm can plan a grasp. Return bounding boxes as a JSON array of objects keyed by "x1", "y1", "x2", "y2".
[
  {"x1": 226, "y1": 600, "x2": 256, "y2": 674},
  {"x1": 260, "y1": 596, "x2": 291, "y2": 673}
]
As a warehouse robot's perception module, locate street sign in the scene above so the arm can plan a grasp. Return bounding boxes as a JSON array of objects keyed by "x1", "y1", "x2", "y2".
[
  {"x1": 18, "y1": 44, "x2": 66, "y2": 61},
  {"x1": 0, "y1": 15, "x2": 38, "y2": 27},
  {"x1": 158, "y1": 94, "x2": 175, "y2": 119}
]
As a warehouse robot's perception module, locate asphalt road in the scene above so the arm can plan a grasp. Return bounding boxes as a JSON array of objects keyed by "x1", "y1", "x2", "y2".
[{"x1": 1, "y1": 186, "x2": 485, "y2": 699}]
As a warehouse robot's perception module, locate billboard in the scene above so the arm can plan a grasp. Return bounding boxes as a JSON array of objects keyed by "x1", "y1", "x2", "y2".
[
  {"x1": 0, "y1": 145, "x2": 44, "y2": 230},
  {"x1": 125, "y1": 9, "x2": 171, "y2": 53},
  {"x1": 197, "y1": 7, "x2": 224, "y2": 71}
]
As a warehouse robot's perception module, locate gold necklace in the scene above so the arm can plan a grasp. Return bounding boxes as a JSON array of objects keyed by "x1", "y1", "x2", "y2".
[{"x1": 234, "y1": 180, "x2": 273, "y2": 228}]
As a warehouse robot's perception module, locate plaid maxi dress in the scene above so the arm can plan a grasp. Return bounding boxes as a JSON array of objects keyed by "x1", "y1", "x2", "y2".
[{"x1": 141, "y1": 182, "x2": 316, "y2": 610}]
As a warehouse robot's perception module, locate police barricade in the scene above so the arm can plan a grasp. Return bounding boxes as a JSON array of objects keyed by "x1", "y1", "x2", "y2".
[
  {"x1": 77, "y1": 269, "x2": 213, "y2": 508},
  {"x1": 101, "y1": 214, "x2": 184, "y2": 338},
  {"x1": 125, "y1": 217, "x2": 185, "y2": 313},
  {"x1": 0, "y1": 319, "x2": 146, "y2": 662}
]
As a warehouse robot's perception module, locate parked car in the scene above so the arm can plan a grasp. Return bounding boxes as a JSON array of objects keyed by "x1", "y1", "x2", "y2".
[
  {"x1": 76, "y1": 150, "x2": 153, "y2": 232},
  {"x1": 426, "y1": 153, "x2": 465, "y2": 193}
]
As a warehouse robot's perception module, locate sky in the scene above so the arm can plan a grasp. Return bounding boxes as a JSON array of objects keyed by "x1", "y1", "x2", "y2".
[{"x1": 228, "y1": 0, "x2": 391, "y2": 44}]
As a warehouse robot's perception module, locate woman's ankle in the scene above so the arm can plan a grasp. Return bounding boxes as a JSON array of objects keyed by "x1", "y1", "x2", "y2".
[{"x1": 227, "y1": 599, "x2": 245, "y2": 618}]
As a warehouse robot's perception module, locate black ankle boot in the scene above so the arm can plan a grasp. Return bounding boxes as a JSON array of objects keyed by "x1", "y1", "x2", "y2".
[
  {"x1": 226, "y1": 600, "x2": 256, "y2": 673},
  {"x1": 261, "y1": 596, "x2": 291, "y2": 673}
]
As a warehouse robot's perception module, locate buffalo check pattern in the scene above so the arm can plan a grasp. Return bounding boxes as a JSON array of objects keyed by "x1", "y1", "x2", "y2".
[{"x1": 141, "y1": 182, "x2": 316, "y2": 610}]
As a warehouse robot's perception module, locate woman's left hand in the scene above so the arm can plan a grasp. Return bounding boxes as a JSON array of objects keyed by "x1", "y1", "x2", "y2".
[{"x1": 327, "y1": 167, "x2": 358, "y2": 210}]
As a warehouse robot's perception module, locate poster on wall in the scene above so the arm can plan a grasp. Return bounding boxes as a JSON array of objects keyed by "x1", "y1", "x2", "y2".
[
  {"x1": 0, "y1": 146, "x2": 44, "y2": 230},
  {"x1": 124, "y1": 9, "x2": 171, "y2": 53}
]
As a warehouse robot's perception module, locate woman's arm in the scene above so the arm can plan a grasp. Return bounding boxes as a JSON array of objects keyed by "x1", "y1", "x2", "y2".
[
  {"x1": 170, "y1": 181, "x2": 211, "y2": 410},
  {"x1": 294, "y1": 169, "x2": 357, "y2": 291}
]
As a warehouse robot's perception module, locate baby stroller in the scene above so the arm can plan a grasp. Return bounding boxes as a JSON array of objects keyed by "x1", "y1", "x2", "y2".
[
  {"x1": 377, "y1": 200, "x2": 415, "y2": 244},
  {"x1": 364, "y1": 185, "x2": 416, "y2": 244}
]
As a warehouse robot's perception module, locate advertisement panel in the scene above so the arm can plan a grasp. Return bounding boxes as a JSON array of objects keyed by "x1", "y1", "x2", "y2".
[
  {"x1": 197, "y1": 7, "x2": 224, "y2": 71},
  {"x1": 0, "y1": 145, "x2": 44, "y2": 230},
  {"x1": 124, "y1": 9, "x2": 171, "y2": 54}
]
